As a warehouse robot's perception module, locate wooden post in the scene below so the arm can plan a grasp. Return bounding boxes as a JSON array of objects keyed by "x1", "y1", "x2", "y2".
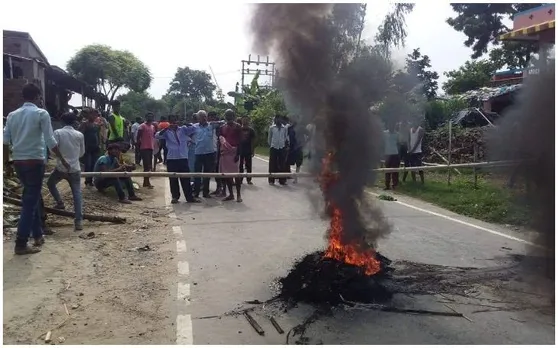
[
  {"x1": 473, "y1": 144, "x2": 478, "y2": 189},
  {"x1": 8, "y1": 57, "x2": 14, "y2": 79},
  {"x1": 447, "y1": 121, "x2": 452, "y2": 185}
]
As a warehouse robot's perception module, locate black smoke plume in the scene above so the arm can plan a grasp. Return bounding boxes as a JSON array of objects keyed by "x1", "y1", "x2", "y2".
[
  {"x1": 487, "y1": 57, "x2": 555, "y2": 284},
  {"x1": 250, "y1": 4, "x2": 393, "y2": 248}
]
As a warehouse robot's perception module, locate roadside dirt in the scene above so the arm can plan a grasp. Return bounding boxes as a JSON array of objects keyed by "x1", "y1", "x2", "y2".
[{"x1": 3, "y1": 177, "x2": 176, "y2": 345}]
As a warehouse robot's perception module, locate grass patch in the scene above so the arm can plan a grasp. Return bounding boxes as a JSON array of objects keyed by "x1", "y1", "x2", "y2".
[
  {"x1": 393, "y1": 172, "x2": 531, "y2": 227},
  {"x1": 255, "y1": 146, "x2": 270, "y2": 157}
]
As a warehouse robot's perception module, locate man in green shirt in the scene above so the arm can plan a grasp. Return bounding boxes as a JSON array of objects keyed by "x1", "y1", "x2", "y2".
[{"x1": 108, "y1": 100, "x2": 125, "y2": 144}]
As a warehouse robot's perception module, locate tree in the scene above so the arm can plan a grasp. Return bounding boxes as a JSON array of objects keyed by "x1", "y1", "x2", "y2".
[
  {"x1": 446, "y1": 3, "x2": 542, "y2": 68},
  {"x1": 251, "y1": 90, "x2": 288, "y2": 146},
  {"x1": 442, "y1": 59, "x2": 499, "y2": 95},
  {"x1": 329, "y1": 3, "x2": 414, "y2": 72},
  {"x1": 117, "y1": 91, "x2": 169, "y2": 120},
  {"x1": 406, "y1": 48, "x2": 439, "y2": 100},
  {"x1": 166, "y1": 67, "x2": 216, "y2": 102},
  {"x1": 67, "y1": 45, "x2": 152, "y2": 108},
  {"x1": 375, "y1": 3, "x2": 415, "y2": 51}
]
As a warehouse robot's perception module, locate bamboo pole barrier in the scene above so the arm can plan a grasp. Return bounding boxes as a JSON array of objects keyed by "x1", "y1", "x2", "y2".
[{"x1": 41, "y1": 160, "x2": 518, "y2": 178}]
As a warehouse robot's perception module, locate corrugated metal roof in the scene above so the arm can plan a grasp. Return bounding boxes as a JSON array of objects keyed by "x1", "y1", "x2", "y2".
[{"x1": 455, "y1": 84, "x2": 522, "y2": 101}]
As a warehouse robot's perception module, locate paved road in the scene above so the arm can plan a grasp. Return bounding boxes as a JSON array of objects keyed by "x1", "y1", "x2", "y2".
[{"x1": 169, "y1": 157, "x2": 554, "y2": 345}]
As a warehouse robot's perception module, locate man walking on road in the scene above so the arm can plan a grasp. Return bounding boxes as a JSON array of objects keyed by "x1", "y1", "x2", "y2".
[
  {"x1": 156, "y1": 115, "x2": 201, "y2": 204},
  {"x1": 268, "y1": 115, "x2": 289, "y2": 185},
  {"x1": 79, "y1": 108, "x2": 102, "y2": 186},
  {"x1": 239, "y1": 116, "x2": 256, "y2": 185},
  {"x1": 3, "y1": 83, "x2": 70, "y2": 255},
  {"x1": 136, "y1": 112, "x2": 156, "y2": 189},
  {"x1": 47, "y1": 112, "x2": 85, "y2": 231}
]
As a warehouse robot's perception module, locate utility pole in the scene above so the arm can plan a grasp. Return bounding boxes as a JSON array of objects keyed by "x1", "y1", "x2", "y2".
[{"x1": 241, "y1": 54, "x2": 276, "y2": 89}]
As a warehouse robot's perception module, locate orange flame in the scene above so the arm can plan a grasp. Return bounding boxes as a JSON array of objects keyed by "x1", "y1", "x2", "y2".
[{"x1": 320, "y1": 153, "x2": 381, "y2": 276}]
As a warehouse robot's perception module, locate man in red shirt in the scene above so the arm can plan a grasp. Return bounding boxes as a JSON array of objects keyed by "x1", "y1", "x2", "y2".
[
  {"x1": 136, "y1": 112, "x2": 156, "y2": 188},
  {"x1": 218, "y1": 109, "x2": 243, "y2": 202}
]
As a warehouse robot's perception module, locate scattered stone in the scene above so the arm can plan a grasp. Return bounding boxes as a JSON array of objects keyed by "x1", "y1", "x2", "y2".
[
  {"x1": 71, "y1": 304, "x2": 79, "y2": 309},
  {"x1": 78, "y1": 292, "x2": 84, "y2": 296},
  {"x1": 128, "y1": 245, "x2": 151, "y2": 252},
  {"x1": 45, "y1": 331, "x2": 52, "y2": 343},
  {"x1": 79, "y1": 232, "x2": 95, "y2": 239}
]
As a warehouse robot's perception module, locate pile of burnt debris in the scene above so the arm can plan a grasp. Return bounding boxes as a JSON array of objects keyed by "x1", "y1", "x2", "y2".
[{"x1": 278, "y1": 251, "x2": 394, "y2": 306}]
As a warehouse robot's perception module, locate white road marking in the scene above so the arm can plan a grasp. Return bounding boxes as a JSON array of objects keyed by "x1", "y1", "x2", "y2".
[
  {"x1": 178, "y1": 261, "x2": 190, "y2": 276},
  {"x1": 177, "y1": 283, "x2": 191, "y2": 304},
  {"x1": 166, "y1": 179, "x2": 194, "y2": 344},
  {"x1": 176, "y1": 314, "x2": 193, "y2": 345},
  {"x1": 368, "y1": 191, "x2": 542, "y2": 248},
  {"x1": 176, "y1": 240, "x2": 187, "y2": 253},
  {"x1": 172, "y1": 226, "x2": 182, "y2": 238},
  {"x1": 253, "y1": 156, "x2": 542, "y2": 247},
  {"x1": 164, "y1": 178, "x2": 172, "y2": 206}
]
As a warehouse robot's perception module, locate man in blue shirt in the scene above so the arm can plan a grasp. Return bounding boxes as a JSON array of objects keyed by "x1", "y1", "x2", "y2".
[
  {"x1": 93, "y1": 144, "x2": 142, "y2": 204},
  {"x1": 157, "y1": 114, "x2": 201, "y2": 204},
  {"x1": 3, "y1": 83, "x2": 69, "y2": 255},
  {"x1": 193, "y1": 110, "x2": 223, "y2": 198}
]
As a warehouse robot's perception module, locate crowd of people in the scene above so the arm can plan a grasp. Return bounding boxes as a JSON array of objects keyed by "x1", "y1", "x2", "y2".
[{"x1": 3, "y1": 83, "x2": 312, "y2": 255}]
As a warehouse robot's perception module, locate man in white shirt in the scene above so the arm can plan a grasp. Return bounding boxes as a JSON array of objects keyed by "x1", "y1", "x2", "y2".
[
  {"x1": 268, "y1": 115, "x2": 289, "y2": 185},
  {"x1": 46, "y1": 112, "x2": 86, "y2": 231}
]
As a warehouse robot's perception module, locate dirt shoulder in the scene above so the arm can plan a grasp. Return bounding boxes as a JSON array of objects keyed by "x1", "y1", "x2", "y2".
[{"x1": 3, "y1": 177, "x2": 176, "y2": 345}]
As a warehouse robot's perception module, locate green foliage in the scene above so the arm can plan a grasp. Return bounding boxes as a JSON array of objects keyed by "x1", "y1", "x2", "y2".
[
  {"x1": 406, "y1": 48, "x2": 439, "y2": 100},
  {"x1": 375, "y1": 3, "x2": 415, "y2": 50},
  {"x1": 330, "y1": 3, "x2": 368, "y2": 71},
  {"x1": 167, "y1": 67, "x2": 216, "y2": 102},
  {"x1": 251, "y1": 90, "x2": 287, "y2": 146},
  {"x1": 424, "y1": 98, "x2": 468, "y2": 130},
  {"x1": 67, "y1": 45, "x2": 152, "y2": 107},
  {"x1": 446, "y1": 3, "x2": 541, "y2": 68},
  {"x1": 118, "y1": 91, "x2": 169, "y2": 121},
  {"x1": 442, "y1": 59, "x2": 499, "y2": 95}
]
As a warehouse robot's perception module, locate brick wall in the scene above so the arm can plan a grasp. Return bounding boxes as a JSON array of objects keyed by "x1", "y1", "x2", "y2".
[{"x1": 3, "y1": 78, "x2": 28, "y2": 116}]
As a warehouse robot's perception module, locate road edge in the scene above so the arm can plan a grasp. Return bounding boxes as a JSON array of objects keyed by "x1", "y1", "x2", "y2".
[{"x1": 252, "y1": 155, "x2": 541, "y2": 249}]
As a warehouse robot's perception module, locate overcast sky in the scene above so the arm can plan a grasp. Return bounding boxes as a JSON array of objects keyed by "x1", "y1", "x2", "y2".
[{"x1": 3, "y1": 1, "x2": 474, "y2": 105}]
